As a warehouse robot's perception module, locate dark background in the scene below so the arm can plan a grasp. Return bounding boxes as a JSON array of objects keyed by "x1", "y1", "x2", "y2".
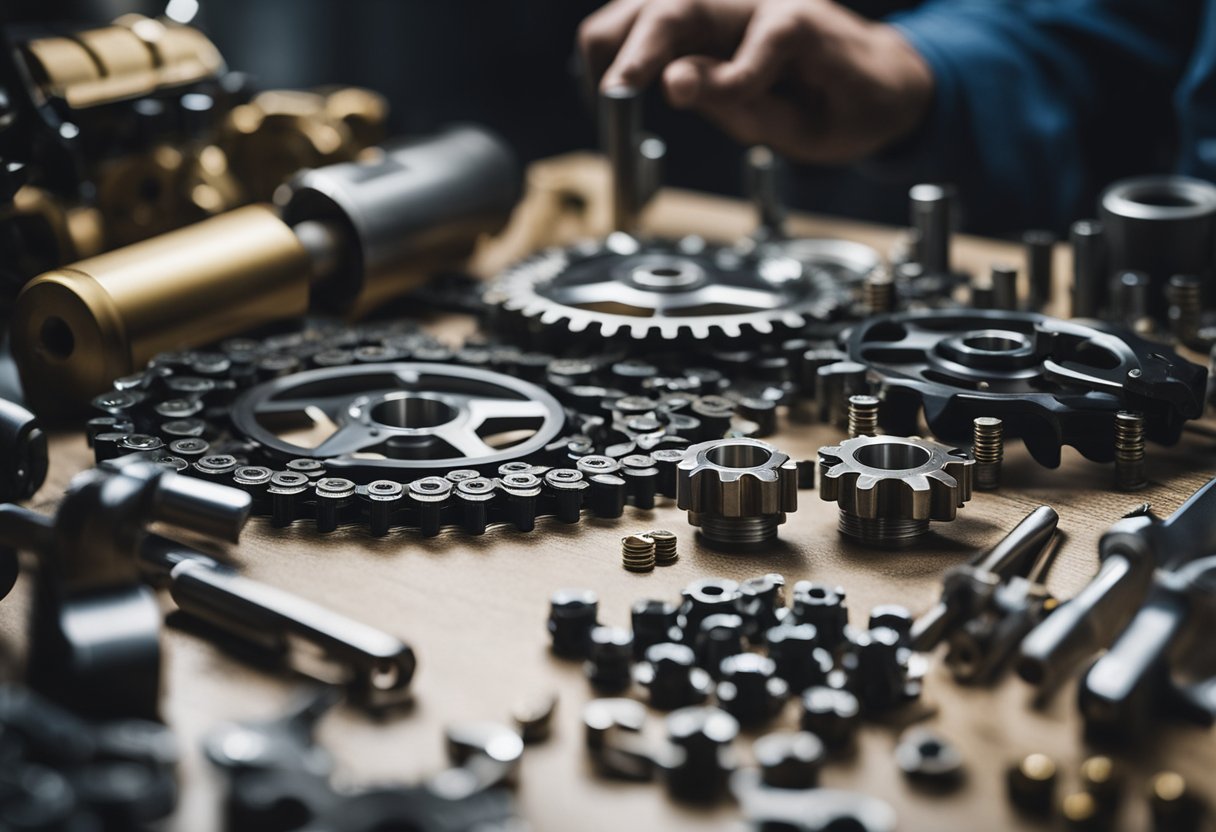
[{"x1": 4, "y1": 0, "x2": 920, "y2": 228}]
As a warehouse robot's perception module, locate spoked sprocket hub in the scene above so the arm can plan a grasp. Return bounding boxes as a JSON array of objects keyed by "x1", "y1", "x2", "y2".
[
  {"x1": 486, "y1": 233, "x2": 853, "y2": 347},
  {"x1": 844, "y1": 310, "x2": 1207, "y2": 466},
  {"x1": 231, "y1": 363, "x2": 568, "y2": 480}
]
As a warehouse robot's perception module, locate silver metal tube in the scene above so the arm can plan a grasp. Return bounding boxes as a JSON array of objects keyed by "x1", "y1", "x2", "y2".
[{"x1": 601, "y1": 85, "x2": 643, "y2": 234}]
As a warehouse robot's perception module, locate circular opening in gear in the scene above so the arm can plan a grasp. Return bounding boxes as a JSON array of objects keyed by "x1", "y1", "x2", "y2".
[
  {"x1": 370, "y1": 395, "x2": 458, "y2": 429},
  {"x1": 630, "y1": 260, "x2": 701, "y2": 290},
  {"x1": 855, "y1": 442, "x2": 931, "y2": 471},
  {"x1": 40, "y1": 316, "x2": 75, "y2": 359},
  {"x1": 707, "y1": 444, "x2": 772, "y2": 469},
  {"x1": 962, "y1": 334, "x2": 1025, "y2": 353}
]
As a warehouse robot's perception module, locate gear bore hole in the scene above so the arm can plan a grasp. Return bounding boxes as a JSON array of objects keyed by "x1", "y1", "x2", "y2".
[
  {"x1": 371, "y1": 396, "x2": 458, "y2": 429},
  {"x1": 706, "y1": 444, "x2": 771, "y2": 469},
  {"x1": 854, "y1": 443, "x2": 931, "y2": 471},
  {"x1": 962, "y1": 334, "x2": 1026, "y2": 353}
]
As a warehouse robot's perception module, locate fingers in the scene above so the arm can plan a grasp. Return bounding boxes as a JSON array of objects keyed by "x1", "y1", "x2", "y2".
[
  {"x1": 601, "y1": 0, "x2": 706, "y2": 91},
  {"x1": 709, "y1": 1, "x2": 815, "y2": 96},
  {"x1": 578, "y1": 0, "x2": 647, "y2": 85},
  {"x1": 662, "y1": 56, "x2": 716, "y2": 109}
]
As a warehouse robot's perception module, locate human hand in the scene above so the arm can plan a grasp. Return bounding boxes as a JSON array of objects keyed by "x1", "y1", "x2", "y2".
[{"x1": 578, "y1": 0, "x2": 934, "y2": 164}]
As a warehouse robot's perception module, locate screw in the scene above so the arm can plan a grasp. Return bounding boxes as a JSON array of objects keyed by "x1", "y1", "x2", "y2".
[
  {"x1": 621, "y1": 533, "x2": 656, "y2": 573},
  {"x1": 1062, "y1": 791, "x2": 1101, "y2": 831},
  {"x1": 647, "y1": 529, "x2": 678, "y2": 566},
  {"x1": 847, "y1": 395, "x2": 880, "y2": 438},
  {"x1": 1148, "y1": 771, "x2": 1202, "y2": 832},
  {"x1": 1114, "y1": 410, "x2": 1146, "y2": 491},
  {"x1": 1167, "y1": 274, "x2": 1203, "y2": 347},
  {"x1": 1007, "y1": 753, "x2": 1057, "y2": 816},
  {"x1": 972, "y1": 417, "x2": 1004, "y2": 490},
  {"x1": 863, "y1": 267, "x2": 894, "y2": 314},
  {"x1": 1079, "y1": 755, "x2": 1119, "y2": 816}
]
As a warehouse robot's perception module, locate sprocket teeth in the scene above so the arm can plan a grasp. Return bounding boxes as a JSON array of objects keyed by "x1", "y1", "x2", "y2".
[
  {"x1": 484, "y1": 237, "x2": 851, "y2": 347},
  {"x1": 817, "y1": 435, "x2": 974, "y2": 534}
]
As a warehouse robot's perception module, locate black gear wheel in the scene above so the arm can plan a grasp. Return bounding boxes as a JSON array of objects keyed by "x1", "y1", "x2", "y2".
[{"x1": 844, "y1": 310, "x2": 1207, "y2": 466}]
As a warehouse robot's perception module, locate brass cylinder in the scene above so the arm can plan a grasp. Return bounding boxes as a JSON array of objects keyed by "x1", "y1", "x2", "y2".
[{"x1": 12, "y1": 205, "x2": 309, "y2": 415}]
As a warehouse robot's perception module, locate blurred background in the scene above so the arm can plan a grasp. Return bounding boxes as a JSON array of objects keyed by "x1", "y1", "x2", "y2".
[{"x1": 1, "y1": 0, "x2": 918, "y2": 228}]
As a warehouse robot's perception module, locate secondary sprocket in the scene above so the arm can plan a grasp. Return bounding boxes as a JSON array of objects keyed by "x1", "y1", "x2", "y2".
[{"x1": 843, "y1": 310, "x2": 1207, "y2": 466}]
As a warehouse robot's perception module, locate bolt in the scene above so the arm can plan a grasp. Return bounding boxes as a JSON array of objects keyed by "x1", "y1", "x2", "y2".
[
  {"x1": 1079, "y1": 755, "x2": 1119, "y2": 815},
  {"x1": 863, "y1": 267, "x2": 894, "y2": 315},
  {"x1": 585, "y1": 626, "x2": 635, "y2": 692},
  {"x1": 1167, "y1": 274, "x2": 1203, "y2": 347},
  {"x1": 548, "y1": 589, "x2": 599, "y2": 659},
  {"x1": 1062, "y1": 791, "x2": 1102, "y2": 831},
  {"x1": 1114, "y1": 411, "x2": 1146, "y2": 491},
  {"x1": 621, "y1": 533, "x2": 656, "y2": 573},
  {"x1": 847, "y1": 395, "x2": 880, "y2": 438},
  {"x1": 972, "y1": 416, "x2": 1004, "y2": 490},
  {"x1": 1007, "y1": 753, "x2": 1057, "y2": 816},
  {"x1": 647, "y1": 529, "x2": 679, "y2": 566},
  {"x1": 1148, "y1": 771, "x2": 1202, "y2": 832},
  {"x1": 799, "y1": 686, "x2": 859, "y2": 751},
  {"x1": 755, "y1": 731, "x2": 824, "y2": 790}
]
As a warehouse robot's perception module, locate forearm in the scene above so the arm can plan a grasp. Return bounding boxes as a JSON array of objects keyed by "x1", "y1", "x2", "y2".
[{"x1": 865, "y1": 0, "x2": 1198, "y2": 231}]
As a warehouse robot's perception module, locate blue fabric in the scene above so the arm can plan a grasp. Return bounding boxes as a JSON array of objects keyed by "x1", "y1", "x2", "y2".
[{"x1": 862, "y1": 0, "x2": 1207, "y2": 232}]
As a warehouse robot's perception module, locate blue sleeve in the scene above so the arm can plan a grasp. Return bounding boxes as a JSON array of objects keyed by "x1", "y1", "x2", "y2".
[{"x1": 862, "y1": 0, "x2": 1201, "y2": 232}]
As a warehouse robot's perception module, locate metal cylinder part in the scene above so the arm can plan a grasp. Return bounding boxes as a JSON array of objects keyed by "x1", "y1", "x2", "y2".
[
  {"x1": 1070, "y1": 219, "x2": 1106, "y2": 318},
  {"x1": 909, "y1": 183, "x2": 952, "y2": 275},
  {"x1": 745, "y1": 146, "x2": 786, "y2": 237},
  {"x1": 1100, "y1": 176, "x2": 1216, "y2": 317},
  {"x1": 1023, "y1": 230, "x2": 1055, "y2": 311},
  {"x1": 12, "y1": 205, "x2": 310, "y2": 414},
  {"x1": 601, "y1": 86, "x2": 643, "y2": 234},
  {"x1": 1113, "y1": 271, "x2": 1151, "y2": 330},
  {"x1": 283, "y1": 124, "x2": 521, "y2": 316},
  {"x1": 990, "y1": 264, "x2": 1019, "y2": 311},
  {"x1": 1167, "y1": 274, "x2": 1203, "y2": 346}
]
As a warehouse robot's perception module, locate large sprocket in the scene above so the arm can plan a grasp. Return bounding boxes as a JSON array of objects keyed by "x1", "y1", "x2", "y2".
[{"x1": 485, "y1": 233, "x2": 857, "y2": 348}]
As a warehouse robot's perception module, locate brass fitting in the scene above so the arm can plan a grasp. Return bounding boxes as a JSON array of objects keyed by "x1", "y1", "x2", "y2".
[{"x1": 12, "y1": 205, "x2": 309, "y2": 414}]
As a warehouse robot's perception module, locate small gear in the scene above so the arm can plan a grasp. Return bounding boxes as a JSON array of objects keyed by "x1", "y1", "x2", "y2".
[
  {"x1": 841, "y1": 309, "x2": 1207, "y2": 466},
  {"x1": 486, "y1": 233, "x2": 852, "y2": 348},
  {"x1": 818, "y1": 435, "x2": 974, "y2": 548},
  {"x1": 676, "y1": 438, "x2": 798, "y2": 548}
]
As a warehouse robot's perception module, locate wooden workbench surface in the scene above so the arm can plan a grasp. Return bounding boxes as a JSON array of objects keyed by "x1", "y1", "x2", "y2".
[{"x1": 3, "y1": 156, "x2": 1214, "y2": 832}]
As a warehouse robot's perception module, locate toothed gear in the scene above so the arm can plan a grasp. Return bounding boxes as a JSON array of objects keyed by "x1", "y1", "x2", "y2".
[
  {"x1": 676, "y1": 438, "x2": 798, "y2": 547},
  {"x1": 818, "y1": 435, "x2": 973, "y2": 547},
  {"x1": 486, "y1": 233, "x2": 852, "y2": 347},
  {"x1": 841, "y1": 309, "x2": 1207, "y2": 467}
]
